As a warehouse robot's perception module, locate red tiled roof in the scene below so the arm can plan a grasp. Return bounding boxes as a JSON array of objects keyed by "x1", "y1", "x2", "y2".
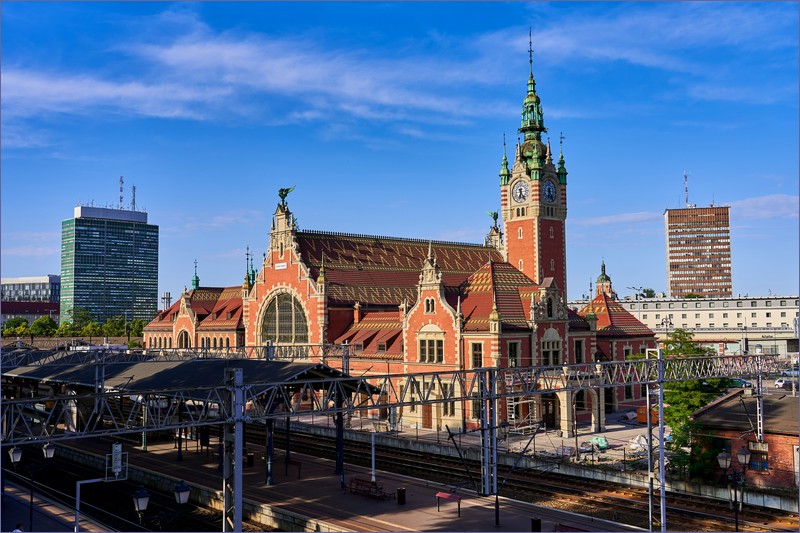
[
  {"x1": 334, "y1": 311, "x2": 403, "y2": 354},
  {"x1": 578, "y1": 293, "x2": 653, "y2": 337},
  {"x1": 297, "y1": 231, "x2": 502, "y2": 305},
  {"x1": 461, "y1": 261, "x2": 537, "y2": 332},
  {"x1": 144, "y1": 287, "x2": 244, "y2": 332}
]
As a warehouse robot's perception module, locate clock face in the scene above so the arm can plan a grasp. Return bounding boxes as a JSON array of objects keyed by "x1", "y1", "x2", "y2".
[
  {"x1": 512, "y1": 180, "x2": 529, "y2": 203},
  {"x1": 542, "y1": 180, "x2": 557, "y2": 204}
]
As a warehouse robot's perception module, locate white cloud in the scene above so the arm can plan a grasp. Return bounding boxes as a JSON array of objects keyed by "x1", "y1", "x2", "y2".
[
  {"x1": 0, "y1": 244, "x2": 60, "y2": 258},
  {"x1": 728, "y1": 195, "x2": 799, "y2": 220},
  {"x1": 571, "y1": 211, "x2": 662, "y2": 227}
]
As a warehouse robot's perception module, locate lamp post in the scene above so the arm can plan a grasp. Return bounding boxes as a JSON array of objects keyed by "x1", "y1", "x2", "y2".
[
  {"x1": 8, "y1": 443, "x2": 56, "y2": 532},
  {"x1": 627, "y1": 286, "x2": 645, "y2": 323},
  {"x1": 132, "y1": 481, "x2": 190, "y2": 530},
  {"x1": 717, "y1": 447, "x2": 751, "y2": 532}
]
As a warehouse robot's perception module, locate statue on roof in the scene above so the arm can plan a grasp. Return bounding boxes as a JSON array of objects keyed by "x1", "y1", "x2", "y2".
[
  {"x1": 487, "y1": 211, "x2": 499, "y2": 228},
  {"x1": 278, "y1": 186, "x2": 295, "y2": 208}
]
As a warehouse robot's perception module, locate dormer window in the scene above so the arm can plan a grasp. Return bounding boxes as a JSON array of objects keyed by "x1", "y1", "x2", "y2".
[
  {"x1": 424, "y1": 298, "x2": 435, "y2": 314},
  {"x1": 377, "y1": 342, "x2": 387, "y2": 352}
]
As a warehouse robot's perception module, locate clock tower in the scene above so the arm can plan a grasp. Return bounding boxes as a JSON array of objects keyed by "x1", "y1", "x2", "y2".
[{"x1": 501, "y1": 35, "x2": 568, "y2": 297}]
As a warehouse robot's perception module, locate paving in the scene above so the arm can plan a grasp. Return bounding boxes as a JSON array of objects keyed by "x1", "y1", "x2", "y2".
[{"x1": 57, "y1": 413, "x2": 656, "y2": 532}]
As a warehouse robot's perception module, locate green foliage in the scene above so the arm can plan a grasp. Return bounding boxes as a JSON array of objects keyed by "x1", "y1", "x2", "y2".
[
  {"x1": 129, "y1": 319, "x2": 147, "y2": 337},
  {"x1": 1, "y1": 317, "x2": 29, "y2": 336},
  {"x1": 70, "y1": 307, "x2": 94, "y2": 329},
  {"x1": 102, "y1": 315, "x2": 126, "y2": 337},
  {"x1": 81, "y1": 321, "x2": 102, "y2": 338},
  {"x1": 29, "y1": 316, "x2": 58, "y2": 336},
  {"x1": 56, "y1": 321, "x2": 80, "y2": 337},
  {"x1": 641, "y1": 288, "x2": 656, "y2": 298},
  {"x1": 684, "y1": 293, "x2": 702, "y2": 299},
  {"x1": 128, "y1": 340, "x2": 143, "y2": 349},
  {"x1": 663, "y1": 328, "x2": 714, "y2": 357}
]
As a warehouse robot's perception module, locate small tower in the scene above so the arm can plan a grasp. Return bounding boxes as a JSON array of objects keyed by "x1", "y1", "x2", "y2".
[
  {"x1": 595, "y1": 260, "x2": 617, "y2": 298},
  {"x1": 191, "y1": 259, "x2": 200, "y2": 290},
  {"x1": 242, "y1": 250, "x2": 252, "y2": 299}
]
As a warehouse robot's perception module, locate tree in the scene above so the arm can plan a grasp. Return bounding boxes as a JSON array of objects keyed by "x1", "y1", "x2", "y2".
[
  {"x1": 30, "y1": 316, "x2": 58, "y2": 336},
  {"x1": 102, "y1": 315, "x2": 126, "y2": 337},
  {"x1": 70, "y1": 307, "x2": 94, "y2": 330},
  {"x1": 81, "y1": 321, "x2": 102, "y2": 342},
  {"x1": 56, "y1": 321, "x2": 80, "y2": 337},
  {"x1": 641, "y1": 288, "x2": 656, "y2": 298},
  {"x1": 1, "y1": 317, "x2": 28, "y2": 337},
  {"x1": 129, "y1": 319, "x2": 147, "y2": 337},
  {"x1": 659, "y1": 328, "x2": 728, "y2": 479}
]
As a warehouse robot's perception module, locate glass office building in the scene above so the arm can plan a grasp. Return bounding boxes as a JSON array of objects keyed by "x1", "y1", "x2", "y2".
[{"x1": 60, "y1": 206, "x2": 158, "y2": 323}]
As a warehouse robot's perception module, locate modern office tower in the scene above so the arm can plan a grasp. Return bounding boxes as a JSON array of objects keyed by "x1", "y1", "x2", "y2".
[
  {"x1": 664, "y1": 205, "x2": 732, "y2": 298},
  {"x1": 60, "y1": 206, "x2": 158, "y2": 324}
]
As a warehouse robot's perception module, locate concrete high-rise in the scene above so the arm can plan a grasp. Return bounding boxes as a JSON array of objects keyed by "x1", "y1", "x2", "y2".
[
  {"x1": 664, "y1": 205, "x2": 732, "y2": 298},
  {"x1": 60, "y1": 206, "x2": 158, "y2": 323}
]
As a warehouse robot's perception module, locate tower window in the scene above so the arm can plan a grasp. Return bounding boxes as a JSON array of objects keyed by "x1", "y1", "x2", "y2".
[
  {"x1": 518, "y1": 228, "x2": 523, "y2": 239},
  {"x1": 261, "y1": 293, "x2": 309, "y2": 344},
  {"x1": 471, "y1": 342, "x2": 483, "y2": 368},
  {"x1": 550, "y1": 258, "x2": 555, "y2": 271},
  {"x1": 424, "y1": 297, "x2": 435, "y2": 314},
  {"x1": 518, "y1": 260, "x2": 523, "y2": 271},
  {"x1": 549, "y1": 227, "x2": 554, "y2": 239}
]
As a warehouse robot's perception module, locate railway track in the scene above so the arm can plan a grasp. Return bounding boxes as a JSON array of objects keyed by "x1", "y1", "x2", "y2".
[{"x1": 252, "y1": 424, "x2": 798, "y2": 532}]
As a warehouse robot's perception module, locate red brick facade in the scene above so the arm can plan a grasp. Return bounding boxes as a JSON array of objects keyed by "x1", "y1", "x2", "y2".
[{"x1": 144, "y1": 51, "x2": 656, "y2": 435}]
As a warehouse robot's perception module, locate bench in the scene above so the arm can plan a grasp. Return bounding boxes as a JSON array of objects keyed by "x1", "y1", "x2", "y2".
[
  {"x1": 285, "y1": 459, "x2": 302, "y2": 478},
  {"x1": 347, "y1": 477, "x2": 394, "y2": 500},
  {"x1": 435, "y1": 491, "x2": 462, "y2": 516}
]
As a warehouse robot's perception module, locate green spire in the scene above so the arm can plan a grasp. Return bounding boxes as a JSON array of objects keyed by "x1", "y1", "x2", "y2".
[
  {"x1": 191, "y1": 259, "x2": 200, "y2": 290},
  {"x1": 246, "y1": 246, "x2": 256, "y2": 285},
  {"x1": 558, "y1": 131, "x2": 568, "y2": 184},
  {"x1": 596, "y1": 260, "x2": 611, "y2": 283},
  {"x1": 499, "y1": 134, "x2": 511, "y2": 185},
  {"x1": 518, "y1": 29, "x2": 546, "y2": 141}
]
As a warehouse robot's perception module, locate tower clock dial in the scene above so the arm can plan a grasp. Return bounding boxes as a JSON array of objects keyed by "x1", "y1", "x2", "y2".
[
  {"x1": 542, "y1": 180, "x2": 557, "y2": 204},
  {"x1": 512, "y1": 180, "x2": 529, "y2": 203}
]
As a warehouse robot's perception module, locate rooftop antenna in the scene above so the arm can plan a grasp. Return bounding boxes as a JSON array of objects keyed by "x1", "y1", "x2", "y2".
[
  {"x1": 119, "y1": 176, "x2": 124, "y2": 209},
  {"x1": 131, "y1": 185, "x2": 137, "y2": 211},
  {"x1": 684, "y1": 171, "x2": 689, "y2": 208}
]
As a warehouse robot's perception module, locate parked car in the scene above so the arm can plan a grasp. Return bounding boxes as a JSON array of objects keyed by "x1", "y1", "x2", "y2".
[
  {"x1": 729, "y1": 378, "x2": 753, "y2": 388},
  {"x1": 780, "y1": 368, "x2": 799, "y2": 377},
  {"x1": 774, "y1": 378, "x2": 798, "y2": 390}
]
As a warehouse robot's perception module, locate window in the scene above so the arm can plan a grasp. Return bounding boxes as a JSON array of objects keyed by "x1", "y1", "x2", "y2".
[
  {"x1": 419, "y1": 338, "x2": 444, "y2": 363},
  {"x1": 471, "y1": 343, "x2": 483, "y2": 368},
  {"x1": 723, "y1": 302, "x2": 729, "y2": 307},
  {"x1": 682, "y1": 314, "x2": 687, "y2": 319},
  {"x1": 518, "y1": 228, "x2": 523, "y2": 239},
  {"x1": 668, "y1": 303, "x2": 674, "y2": 309},
  {"x1": 549, "y1": 227, "x2": 554, "y2": 239},
  {"x1": 751, "y1": 312, "x2": 757, "y2": 318},
  {"x1": 575, "y1": 391, "x2": 586, "y2": 410},
  {"x1": 261, "y1": 293, "x2": 309, "y2": 343},
  {"x1": 643, "y1": 304, "x2": 649, "y2": 309},
  {"x1": 781, "y1": 312, "x2": 786, "y2": 317},
  {"x1": 541, "y1": 339, "x2": 561, "y2": 366},
  {"x1": 508, "y1": 341, "x2": 520, "y2": 367},
  {"x1": 780, "y1": 300, "x2": 786, "y2": 306},
  {"x1": 723, "y1": 313, "x2": 728, "y2": 318},
  {"x1": 624, "y1": 346, "x2": 632, "y2": 357},
  {"x1": 655, "y1": 314, "x2": 661, "y2": 319},
  {"x1": 682, "y1": 303, "x2": 688, "y2": 308},
  {"x1": 737, "y1": 312, "x2": 742, "y2": 318},
  {"x1": 574, "y1": 339, "x2": 584, "y2": 364},
  {"x1": 709, "y1": 302, "x2": 715, "y2": 308},
  {"x1": 737, "y1": 301, "x2": 743, "y2": 307},
  {"x1": 751, "y1": 301, "x2": 757, "y2": 307},
  {"x1": 656, "y1": 303, "x2": 662, "y2": 309},
  {"x1": 550, "y1": 259, "x2": 555, "y2": 271},
  {"x1": 625, "y1": 384, "x2": 633, "y2": 399},
  {"x1": 471, "y1": 393, "x2": 481, "y2": 420},
  {"x1": 377, "y1": 342, "x2": 387, "y2": 352},
  {"x1": 441, "y1": 383, "x2": 455, "y2": 416},
  {"x1": 766, "y1": 301, "x2": 772, "y2": 307},
  {"x1": 518, "y1": 260, "x2": 523, "y2": 271},
  {"x1": 642, "y1": 314, "x2": 648, "y2": 319},
  {"x1": 424, "y1": 298, "x2": 435, "y2": 313},
  {"x1": 709, "y1": 313, "x2": 714, "y2": 318},
  {"x1": 766, "y1": 312, "x2": 771, "y2": 318},
  {"x1": 695, "y1": 303, "x2": 701, "y2": 308},
  {"x1": 766, "y1": 323, "x2": 772, "y2": 327},
  {"x1": 748, "y1": 441, "x2": 769, "y2": 471}
]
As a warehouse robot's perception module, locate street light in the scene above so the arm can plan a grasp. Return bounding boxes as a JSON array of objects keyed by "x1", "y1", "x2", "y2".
[
  {"x1": 717, "y1": 447, "x2": 751, "y2": 532},
  {"x1": 8, "y1": 443, "x2": 56, "y2": 532},
  {"x1": 132, "y1": 481, "x2": 191, "y2": 529}
]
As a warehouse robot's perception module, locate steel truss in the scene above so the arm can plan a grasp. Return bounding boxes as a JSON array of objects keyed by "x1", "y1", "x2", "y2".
[{"x1": 2, "y1": 348, "x2": 785, "y2": 532}]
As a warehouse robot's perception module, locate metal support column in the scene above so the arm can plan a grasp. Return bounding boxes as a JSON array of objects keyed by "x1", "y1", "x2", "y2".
[
  {"x1": 265, "y1": 419, "x2": 274, "y2": 486},
  {"x1": 223, "y1": 367, "x2": 245, "y2": 532},
  {"x1": 657, "y1": 348, "x2": 666, "y2": 532}
]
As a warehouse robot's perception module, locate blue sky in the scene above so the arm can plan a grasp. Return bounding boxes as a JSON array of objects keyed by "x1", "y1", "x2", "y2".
[{"x1": 2, "y1": 1, "x2": 798, "y2": 305}]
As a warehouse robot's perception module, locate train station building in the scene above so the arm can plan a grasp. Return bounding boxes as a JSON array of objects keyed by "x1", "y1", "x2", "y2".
[{"x1": 144, "y1": 46, "x2": 657, "y2": 436}]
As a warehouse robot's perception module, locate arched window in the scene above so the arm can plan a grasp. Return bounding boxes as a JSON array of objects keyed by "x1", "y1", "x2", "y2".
[
  {"x1": 425, "y1": 298, "x2": 435, "y2": 314},
  {"x1": 518, "y1": 259, "x2": 523, "y2": 271},
  {"x1": 226, "y1": 338, "x2": 230, "y2": 348},
  {"x1": 518, "y1": 228, "x2": 523, "y2": 239},
  {"x1": 547, "y1": 298, "x2": 554, "y2": 318},
  {"x1": 575, "y1": 390, "x2": 587, "y2": 410},
  {"x1": 550, "y1": 258, "x2": 555, "y2": 271},
  {"x1": 169, "y1": 337, "x2": 173, "y2": 348},
  {"x1": 212, "y1": 337, "x2": 217, "y2": 349},
  {"x1": 261, "y1": 293, "x2": 309, "y2": 344},
  {"x1": 549, "y1": 227, "x2": 554, "y2": 239}
]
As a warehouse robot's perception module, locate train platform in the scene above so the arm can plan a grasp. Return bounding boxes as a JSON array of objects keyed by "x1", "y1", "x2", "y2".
[
  {"x1": 65, "y1": 429, "x2": 642, "y2": 533},
  {"x1": 1, "y1": 482, "x2": 106, "y2": 532}
]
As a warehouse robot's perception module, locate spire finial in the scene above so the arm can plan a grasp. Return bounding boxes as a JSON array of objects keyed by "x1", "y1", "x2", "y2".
[
  {"x1": 194, "y1": 258, "x2": 198, "y2": 276},
  {"x1": 528, "y1": 27, "x2": 533, "y2": 76},
  {"x1": 503, "y1": 133, "x2": 507, "y2": 156},
  {"x1": 191, "y1": 259, "x2": 200, "y2": 290},
  {"x1": 559, "y1": 132, "x2": 565, "y2": 155}
]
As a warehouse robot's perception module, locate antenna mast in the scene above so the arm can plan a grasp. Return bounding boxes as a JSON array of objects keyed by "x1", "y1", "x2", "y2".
[
  {"x1": 684, "y1": 171, "x2": 689, "y2": 208},
  {"x1": 119, "y1": 176, "x2": 124, "y2": 209},
  {"x1": 131, "y1": 185, "x2": 137, "y2": 211}
]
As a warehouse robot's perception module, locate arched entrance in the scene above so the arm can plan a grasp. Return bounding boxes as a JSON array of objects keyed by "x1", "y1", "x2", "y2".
[{"x1": 177, "y1": 330, "x2": 191, "y2": 348}]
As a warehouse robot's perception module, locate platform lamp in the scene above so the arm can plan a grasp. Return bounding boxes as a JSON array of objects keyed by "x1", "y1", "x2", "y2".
[
  {"x1": 717, "y1": 446, "x2": 751, "y2": 532},
  {"x1": 8, "y1": 446, "x2": 22, "y2": 468},
  {"x1": 173, "y1": 480, "x2": 191, "y2": 506},
  {"x1": 132, "y1": 486, "x2": 151, "y2": 525}
]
